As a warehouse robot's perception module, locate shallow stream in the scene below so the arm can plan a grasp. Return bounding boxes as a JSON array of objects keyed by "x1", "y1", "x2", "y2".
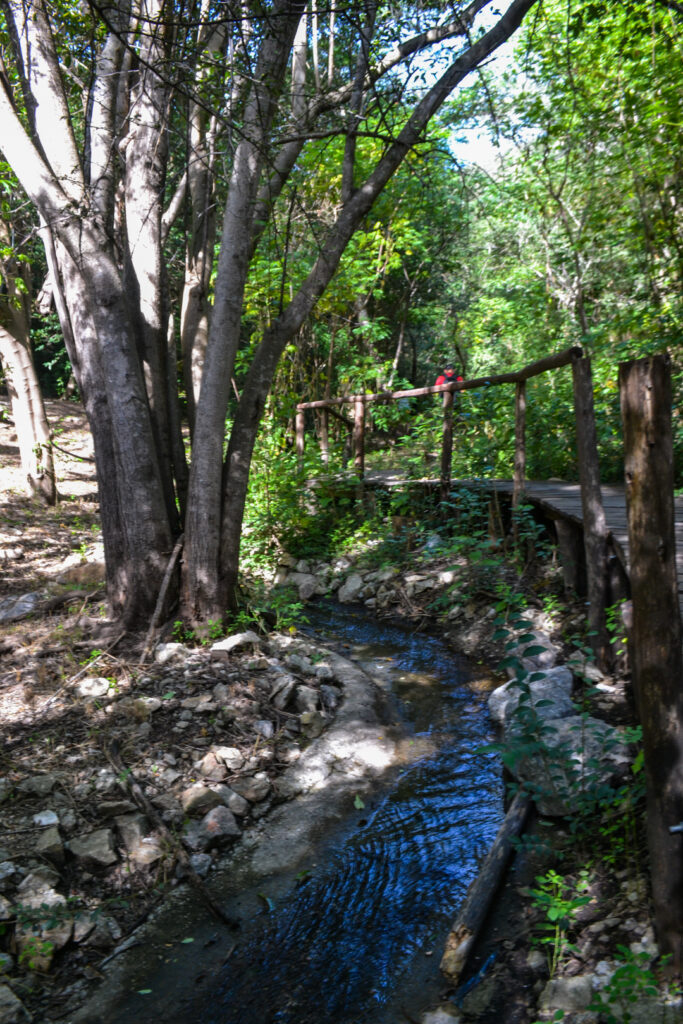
[{"x1": 193, "y1": 603, "x2": 504, "y2": 1024}]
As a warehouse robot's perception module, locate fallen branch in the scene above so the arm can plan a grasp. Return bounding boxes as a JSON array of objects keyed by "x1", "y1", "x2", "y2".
[
  {"x1": 139, "y1": 533, "x2": 184, "y2": 665},
  {"x1": 50, "y1": 440, "x2": 96, "y2": 463},
  {"x1": 440, "y1": 790, "x2": 532, "y2": 987},
  {"x1": 104, "y1": 739, "x2": 238, "y2": 931}
]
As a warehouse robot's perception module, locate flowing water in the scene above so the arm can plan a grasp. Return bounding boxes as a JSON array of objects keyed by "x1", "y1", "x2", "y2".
[{"x1": 193, "y1": 603, "x2": 504, "y2": 1024}]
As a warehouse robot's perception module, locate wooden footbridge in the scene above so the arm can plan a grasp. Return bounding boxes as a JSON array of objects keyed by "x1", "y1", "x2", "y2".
[
  {"x1": 299, "y1": 348, "x2": 683, "y2": 989},
  {"x1": 296, "y1": 349, "x2": 683, "y2": 659},
  {"x1": 468, "y1": 479, "x2": 683, "y2": 621}
]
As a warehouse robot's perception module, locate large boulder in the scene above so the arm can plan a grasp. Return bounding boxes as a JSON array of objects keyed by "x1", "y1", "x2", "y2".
[
  {"x1": 285, "y1": 572, "x2": 318, "y2": 600},
  {"x1": 505, "y1": 629, "x2": 560, "y2": 675},
  {"x1": 180, "y1": 785, "x2": 224, "y2": 816},
  {"x1": 509, "y1": 715, "x2": 630, "y2": 816},
  {"x1": 337, "y1": 573, "x2": 364, "y2": 604},
  {"x1": 488, "y1": 666, "x2": 574, "y2": 728},
  {"x1": 68, "y1": 829, "x2": 118, "y2": 869}
]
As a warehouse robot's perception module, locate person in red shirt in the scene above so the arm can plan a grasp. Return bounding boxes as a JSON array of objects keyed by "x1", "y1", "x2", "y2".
[{"x1": 435, "y1": 365, "x2": 463, "y2": 387}]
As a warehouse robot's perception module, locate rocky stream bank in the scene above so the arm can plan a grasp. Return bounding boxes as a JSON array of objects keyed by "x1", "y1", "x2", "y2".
[{"x1": 0, "y1": 513, "x2": 680, "y2": 1023}]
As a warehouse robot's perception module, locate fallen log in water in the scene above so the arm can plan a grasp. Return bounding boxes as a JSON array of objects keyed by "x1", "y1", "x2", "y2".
[{"x1": 440, "y1": 790, "x2": 532, "y2": 986}]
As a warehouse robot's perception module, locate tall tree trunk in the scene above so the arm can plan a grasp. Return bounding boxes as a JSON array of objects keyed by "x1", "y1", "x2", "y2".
[
  {"x1": 620, "y1": 354, "x2": 683, "y2": 974},
  {"x1": 123, "y1": 0, "x2": 178, "y2": 529},
  {"x1": 341, "y1": 2, "x2": 377, "y2": 204},
  {"x1": 180, "y1": 0, "x2": 221, "y2": 431},
  {"x1": 0, "y1": 0, "x2": 175, "y2": 624},
  {"x1": 182, "y1": 0, "x2": 307, "y2": 623}
]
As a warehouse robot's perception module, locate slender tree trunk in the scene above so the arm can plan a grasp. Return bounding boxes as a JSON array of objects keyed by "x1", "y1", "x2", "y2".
[
  {"x1": 328, "y1": 3, "x2": 335, "y2": 81},
  {"x1": 341, "y1": 2, "x2": 377, "y2": 204},
  {"x1": 619, "y1": 354, "x2": 683, "y2": 974},
  {"x1": 123, "y1": 0, "x2": 178, "y2": 529},
  {"x1": 0, "y1": 323, "x2": 56, "y2": 504},
  {"x1": 180, "y1": 0, "x2": 221, "y2": 431},
  {"x1": 311, "y1": 1, "x2": 320, "y2": 90},
  {"x1": 0, "y1": 219, "x2": 56, "y2": 504},
  {"x1": 572, "y1": 355, "x2": 609, "y2": 667},
  {"x1": 182, "y1": 0, "x2": 307, "y2": 622}
]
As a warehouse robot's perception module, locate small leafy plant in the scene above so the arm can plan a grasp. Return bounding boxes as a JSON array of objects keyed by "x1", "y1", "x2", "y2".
[
  {"x1": 18, "y1": 936, "x2": 55, "y2": 971},
  {"x1": 589, "y1": 947, "x2": 681, "y2": 1024},
  {"x1": 528, "y1": 867, "x2": 591, "y2": 977}
]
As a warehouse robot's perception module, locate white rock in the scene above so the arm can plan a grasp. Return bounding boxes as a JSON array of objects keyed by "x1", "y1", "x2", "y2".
[
  {"x1": 506, "y1": 629, "x2": 559, "y2": 673},
  {"x1": 568, "y1": 651, "x2": 605, "y2": 682},
  {"x1": 539, "y1": 976, "x2": 593, "y2": 1011},
  {"x1": 420, "y1": 1008, "x2": 462, "y2": 1024},
  {"x1": 286, "y1": 573, "x2": 318, "y2": 600},
  {"x1": 180, "y1": 785, "x2": 224, "y2": 816},
  {"x1": 197, "y1": 805, "x2": 240, "y2": 848},
  {"x1": 0, "y1": 592, "x2": 43, "y2": 624},
  {"x1": 213, "y1": 746, "x2": 244, "y2": 770},
  {"x1": 230, "y1": 774, "x2": 271, "y2": 803},
  {"x1": 337, "y1": 574, "x2": 364, "y2": 603},
  {"x1": 314, "y1": 663, "x2": 334, "y2": 680},
  {"x1": 68, "y1": 829, "x2": 118, "y2": 868},
  {"x1": 33, "y1": 809, "x2": 59, "y2": 827},
  {"x1": 35, "y1": 826, "x2": 64, "y2": 865},
  {"x1": 286, "y1": 653, "x2": 314, "y2": 674},
  {"x1": 294, "y1": 685, "x2": 318, "y2": 713},
  {"x1": 211, "y1": 631, "x2": 261, "y2": 654},
  {"x1": 155, "y1": 642, "x2": 192, "y2": 665},
  {"x1": 215, "y1": 786, "x2": 249, "y2": 817}
]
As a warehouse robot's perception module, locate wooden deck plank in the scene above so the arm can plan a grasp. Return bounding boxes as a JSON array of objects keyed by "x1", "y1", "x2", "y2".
[{"x1": 362, "y1": 471, "x2": 683, "y2": 618}]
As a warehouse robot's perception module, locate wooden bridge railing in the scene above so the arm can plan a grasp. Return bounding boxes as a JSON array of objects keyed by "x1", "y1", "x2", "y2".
[
  {"x1": 296, "y1": 345, "x2": 583, "y2": 502},
  {"x1": 296, "y1": 343, "x2": 612, "y2": 661}
]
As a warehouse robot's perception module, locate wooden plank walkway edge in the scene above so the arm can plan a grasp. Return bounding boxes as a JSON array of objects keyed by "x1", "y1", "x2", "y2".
[{"x1": 358, "y1": 472, "x2": 683, "y2": 619}]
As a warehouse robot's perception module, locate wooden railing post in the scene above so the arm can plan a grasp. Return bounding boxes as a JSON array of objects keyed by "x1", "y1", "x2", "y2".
[
  {"x1": 295, "y1": 409, "x2": 305, "y2": 471},
  {"x1": 619, "y1": 353, "x2": 683, "y2": 973},
  {"x1": 572, "y1": 354, "x2": 610, "y2": 668},
  {"x1": 319, "y1": 408, "x2": 329, "y2": 465},
  {"x1": 440, "y1": 389, "x2": 454, "y2": 499},
  {"x1": 513, "y1": 380, "x2": 526, "y2": 510},
  {"x1": 353, "y1": 396, "x2": 365, "y2": 478}
]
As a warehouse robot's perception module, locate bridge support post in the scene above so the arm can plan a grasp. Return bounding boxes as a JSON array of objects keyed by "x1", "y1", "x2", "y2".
[
  {"x1": 572, "y1": 355, "x2": 610, "y2": 669},
  {"x1": 295, "y1": 409, "x2": 305, "y2": 471},
  {"x1": 620, "y1": 353, "x2": 683, "y2": 974},
  {"x1": 353, "y1": 397, "x2": 365, "y2": 478},
  {"x1": 440, "y1": 389, "x2": 453, "y2": 500},
  {"x1": 513, "y1": 380, "x2": 526, "y2": 509}
]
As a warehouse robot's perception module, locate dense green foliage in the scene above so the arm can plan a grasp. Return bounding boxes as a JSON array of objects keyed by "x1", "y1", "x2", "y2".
[
  {"x1": 2, "y1": 0, "x2": 681, "y2": 529},
  {"x1": 239, "y1": 0, "x2": 682, "y2": 509}
]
